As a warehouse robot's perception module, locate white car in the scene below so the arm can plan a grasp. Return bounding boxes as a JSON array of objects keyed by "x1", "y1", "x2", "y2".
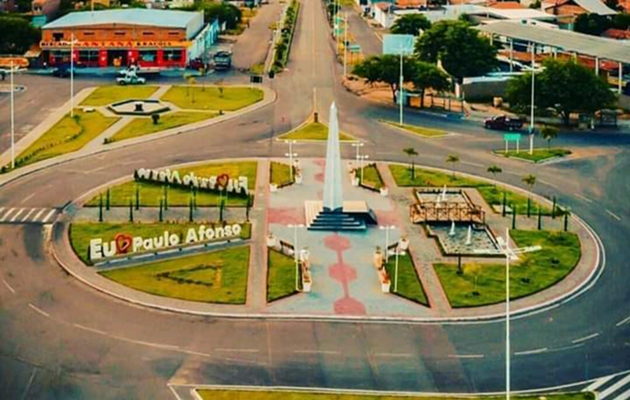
[{"x1": 116, "y1": 75, "x2": 146, "y2": 85}]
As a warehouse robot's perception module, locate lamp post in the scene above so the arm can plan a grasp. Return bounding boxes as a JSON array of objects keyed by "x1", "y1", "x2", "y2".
[
  {"x1": 399, "y1": 47, "x2": 404, "y2": 125},
  {"x1": 70, "y1": 33, "x2": 78, "y2": 118},
  {"x1": 343, "y1": 11, "x2": 348, "y2": 77},
  {"x1": 288, "y1": 223, "x2": 305, "y2": 290},
  {"x1": 284, "y1": 139, "x2": 297, "y2": 181},
  {"x1": 529, "y1": 42, "x2": 535, "y2": 155},
  {"x1": 351, "y1": 141, "x2": 364, "y2": 163},
  {"x1": 9, "y1": 59, "x2": 15, "y2": 169},
  {"x1": 393, "y1": 249, "x2": 406, "y2": 292},
  {"x1": 379, "y1": 225, "x2": 396, "y2": 262}
]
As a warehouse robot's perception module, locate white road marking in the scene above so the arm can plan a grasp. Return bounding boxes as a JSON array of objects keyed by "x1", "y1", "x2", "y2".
[
  {"x1": 616, "y1": 388, "x2": 630, "y2": 400},
  {"x1": 31, "y1": 209, "x2": 45, "y2": 222},
  {"x1": 373, "y1": 31, "x2": 383, "y2": 42},
  {"x1": 215, "y1": 348, "x2": 260, "y2": 353},
  {"x1": 293, "y1": 349, "x2": 340, "y2": 355},
  {"x1": 0, "y1": 208, "x2": 16, "y2": 222},
  {"x1": 20, "y1": 193, "x2": 35, "y2": 204},
  {"x1": 514, "y1": 347, "x2": 548, "y2": 355},
  {"x1": 539, "y1": 179, "x2": 558, "y2": 189},
  {"x1": 20, "y1": 208, "x2": 35, "y2": 222},
  {"x1": 575, "y1": 194, "x2": 593, "y2": 203},
  {"x1": 448, "y1": 354, "x2": 484, "y2": 359},
  {"x1": 617, "y1": 315, "x2": 630, "y2": 327},
  {"x1": 585, "y1": 375, "x2": 615, "y2": 392},
  {"x1": 606, "y1": 209, "x2": 622, "y2": 221},
  {"x1": 547, "y1": 342, "x2": 585, "y2": 353},
  {"x1": 84, "y1": 165, "x2": 109, "y2": 174},
  {"x1": 20, "y1": 367, "x2": 37, "y2": 400},
  {"x1": 168, "y1": 385, "x2": 185, "y2": 400},
  {"x1": 2, "y1": 279, "x2": 16, "y2": 294},
  {"x1": 41, "y1": 209, "x2": 56, "y2": 223},
  {"x1": 599, "y1": 374, "x2": 630, "y2": 399},
  {"x1": 571, "y1": 332, "x2": 600, "y2": 344},
  {"x1": 0, "y1": 207, "x2": 5, "y2": 215},
  {"x1": 182, "y1": 349, "x2": 212, "y2": 358},
  {"x1": 73, "y1": 323, "x2": 107, "y2": 335},
  {"x1": 10, "y1": 208, "x2": 25, "y2": 222},
  {"x1": 373, "y1": 352, "x2": 413, "y2": 358},
  {"x1": 28, "y1": 303, "x2": 50, "y2": 318}
]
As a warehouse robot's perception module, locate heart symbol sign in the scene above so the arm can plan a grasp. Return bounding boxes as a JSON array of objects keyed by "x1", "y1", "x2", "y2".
[
  {"x1": 115, "y1": 233, "x2": 133, "y2": 254},
  {"x1": 217, "y1": 173, "x2": 230, "y2": 189}
]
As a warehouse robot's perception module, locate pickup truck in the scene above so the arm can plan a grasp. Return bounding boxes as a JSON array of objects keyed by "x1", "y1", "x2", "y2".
[
  {"x1": 116, "y1": 75, "x2": 146, "y2": 85},
  {"x1": 484, "y1": 115, "x2": 524, "y2": 130}
]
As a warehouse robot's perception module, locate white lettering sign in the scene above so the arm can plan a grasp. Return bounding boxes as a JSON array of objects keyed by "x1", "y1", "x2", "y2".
[{"x1": 135, "y1": 168, "x2": 249, "y2": 195}]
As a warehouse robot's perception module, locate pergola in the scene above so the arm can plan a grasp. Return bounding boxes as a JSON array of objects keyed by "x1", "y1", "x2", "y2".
[{"x1": 476, "y1": 21, "x2": 630, "y2": 93}]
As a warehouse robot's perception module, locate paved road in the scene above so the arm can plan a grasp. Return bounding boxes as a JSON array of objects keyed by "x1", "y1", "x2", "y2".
[{"x1": 1, "y1": 0, "x2": 630, "y2": 398}]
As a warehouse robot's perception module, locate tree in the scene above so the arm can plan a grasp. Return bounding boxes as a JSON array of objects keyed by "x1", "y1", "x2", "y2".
[
  {"x1": 446, "y1": 154, "x2": 459, "y2": 177},
  {"x1": 0, "y1": 16, "x2": 41, "y2": 55},
  {"x1": 415, "y1": 21, "x2": 498, "y2": 82},
  {"x1": 390, "y1": 14, "x2": 431, "y2": 35},
  {"x1": 522, "y1": 174, "x2": 536, "y2": 217},
  {"x1": 189, "y1": 2, "x2": 242, "y2": 29},
  {"x1": 540, "y1": 125, "x2": 559, "y2": 148},
  {"x1": 487, "y1": 165, "x2": 502, "y2": 186},
  {"x1": 464, "y1": 263, "x2": 482, "y2": 296},
  {"x1": 506, "y1": 59, "x2": 616, "y2": 125},
  {"x1": 352, "y1": 55, "x2": 419, "y2": 102},
  {"x1": 613, "y1": 13, "x2": 630, "y2": 30},
  {"x1": 403, "y1": 147, "x2": 418, "y2": 179},
  {"x1": 574, "y1": 13, "x2": 612, "y2": 36},
  {"x1": 409, "y1": 61, "x2": 450, "y2": 108}
]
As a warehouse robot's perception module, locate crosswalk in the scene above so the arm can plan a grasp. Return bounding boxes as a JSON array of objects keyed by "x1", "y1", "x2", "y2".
[
  {"x1": 584, "y1": 371, "x2": 630, "y2": 400},
  {"x1": 0, "y1": 207, "x2": 58, "y2": 224}
]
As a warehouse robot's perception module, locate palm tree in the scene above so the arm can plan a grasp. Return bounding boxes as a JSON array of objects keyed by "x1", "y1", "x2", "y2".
[
  {"x1": 487, "y1": 165, "x2": 502, "y2": 188},
  {"x1": 403, "y1": 147, "x2": 418, "y2": 179},
  {"x1": 464, "y1": 262, "x2": 482, "y2": 296},
  {"x1": 540, "y1": 125, "x2": 559, "y2": 149},
  {"x1": 522, "y1": 174, "x2": 537, "y2": 217},
  {"x1": 446, "y1": 154, "x2": 459, "y2": 177}
]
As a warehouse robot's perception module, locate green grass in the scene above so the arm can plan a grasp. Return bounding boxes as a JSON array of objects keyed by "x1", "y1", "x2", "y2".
[
  {"x1": 81, "y1": 85, "x2": 159, "y2": 107},
  {"x1": 494, "y1": 148, "x2": 572, "y2": 163},
  {"x1": 278, "y1": 122, "x2": 355, "y2": 141},
  {"x1": 359, "y1": 163, "x2": 384, "y2": 189},
  {"x1": 101, "y1": 246, "x2": 250, "y2": 304},
  {"x1": 388, "y1": 164, "x2": 550, "y2": 215},
  {"x1": 434, "y1": 230, "x2": 581, "y2": 308},
  {"x1": 381, "y1": 120, "x2": 447, "y2": 137},
  {"x1": 161, "y1": 86, "x2": 264, "y2": 111},
  {"x1": 250, "y1": 62, "x2": 265, "y2": 75},
  {"x1": 69, "y1": 222, "x2": 252, "y2": 265},
  {"x1": 270, "y1": 161, "x2": 293, "y2": 186},
  {"x1": 383, "y1": 253, "x2": 428, "y2": 306},
  {"x1": 9, "y1": 109, "x2": 119, "y2": 169},
  {"x1": 267, "y1": 249, "x2": 298, "y2": 302},
  {"x1": 109, "y1": 111, "x2": 217, "y2": 143},
  {"x1": 85, "y1": 161, "x2": 258, "y2": 208},
  {"x1": 197, "y1": 390, "x2": 593, "y2": 400}
]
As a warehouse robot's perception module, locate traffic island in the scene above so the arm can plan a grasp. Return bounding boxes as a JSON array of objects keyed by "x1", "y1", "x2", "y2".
[
  {"x1": 380, "y1": 119, "x2": 448, "y2": 138},
  {"x1": 278, "y1": 121, "x2": 355, "y2": 141},
  {"x1": 107, "y1": 111, "x2": 218, "y2": 143},
  {"x1": 80, "y1": 85, "x2": 159, "y2": 106},
  {"x1": 160, "y1": 86, "x2": 264, "y2": 111},
  {"x1": 494, "y1": 148, "x2": 572, "y2": 163}
]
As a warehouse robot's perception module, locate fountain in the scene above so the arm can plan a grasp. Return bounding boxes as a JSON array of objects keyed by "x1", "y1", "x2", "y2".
[
  {"x1": 449, "y1": 220, "x2": 456, "y2": 236},
  {"x1": 466, "y1": 225, "x2": 472, "y2": 245},
  {"x1": 441, "y1": 185, "x2": 448, "y2": 202},
  {"x1": 426, "y1": 222, "x2": 500, "y2": 256},
  {"x1": 108, "y1": 99, "x2": 170, "y2": 116}
]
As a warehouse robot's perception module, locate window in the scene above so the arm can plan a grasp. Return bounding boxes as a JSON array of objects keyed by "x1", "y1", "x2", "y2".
[
  {"x1": 78, "y1": 50, "x2": 98, "y2": 62},
  {"x1": 53, "y1": 32, "x2": 64, "y2": 41},
  {"x1": 142, "y1": 31, "x2": 154, "y2": 36},
  {"x1": 51, "y1": 50, "x2": 70, "y2": 63},
  {"x1": 168, "y1": 31, "x2": 180, "y2": 36},
  {"x1": 163, "y1": 49, "x2": 182, "y2": 62},
  {"x1": 139, "y1": 50, "x2": 157, "y2": 62},
  {"x1": 114, "y1": 31, "x2": 125, "y2": 36},
  {"x1": 83, "y1": 31, "x2": 95, "y2": 36}
]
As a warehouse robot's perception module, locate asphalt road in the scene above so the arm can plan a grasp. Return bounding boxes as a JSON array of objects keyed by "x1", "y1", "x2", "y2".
[{"x1": 1, "y1": 0, "x2": 630, "y2": 398}]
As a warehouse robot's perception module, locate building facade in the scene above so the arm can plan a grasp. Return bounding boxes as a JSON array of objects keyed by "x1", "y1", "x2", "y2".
[{"x1": 40, "y1": 9, "x2": 219, "y2": 68}]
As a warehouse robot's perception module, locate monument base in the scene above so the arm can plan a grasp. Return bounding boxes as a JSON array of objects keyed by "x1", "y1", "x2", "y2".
[{"x1": 305, "y1": 201, "x2": 377, "y2": 231}]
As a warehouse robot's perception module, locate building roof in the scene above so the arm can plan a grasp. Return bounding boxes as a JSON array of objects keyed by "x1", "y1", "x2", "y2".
[
  {"x1": 477, "y1": 21, "x2": 630, "y2": 64},
  {"x1": 478, "y1": 7, "x2": 557, "y2": 20},
  {"x1": 43, "y1": 9, "x2": 200, "y2": 29},
  {"x1": 572, "y1": 0, "x2": 616, "y2": 14},
  {"x1": 488, "y1": 1, "x2": 525, "y2": 9},
  {"x1": 602, "y1": 28, "x2": 630, "y2": 40}
]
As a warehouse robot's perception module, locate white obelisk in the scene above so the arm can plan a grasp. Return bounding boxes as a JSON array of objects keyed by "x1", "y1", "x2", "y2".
[{"x1": 323, "y1": 102, "x2": 343, "y2": 212}]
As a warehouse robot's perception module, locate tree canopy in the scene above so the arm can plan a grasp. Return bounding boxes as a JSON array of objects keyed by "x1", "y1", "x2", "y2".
[
  {"x1": 409, "y1": 61, "x2": 450, "y2": 107},
  {"x1": 415, "y1": 21, "x2": 497, "y2": 81},
  {"x1": 181, "y1": 2, "x2": 242, "y2": 29},
  {"x1": 574, "y1": 13, "x2": 612, "y2": 36},
  {"x1": 0, "y1": 16, "x2": 41, "y2": 55},
  {"x1": 352, "y1": 55, "x2": 418, "y2": 102},
  {"x1": 505, "y1": 59, "x2": 616, "y2": 125},
  {"x1": 390, "y1": 14, "x2": 431, "y2": 35}
]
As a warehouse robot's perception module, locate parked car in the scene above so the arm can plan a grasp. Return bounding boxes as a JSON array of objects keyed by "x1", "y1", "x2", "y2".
[
  {"x1": 116, "y1": 75, "x2": 146, "y2": 85},
  {"x1": 484, "y1": 114, "x2": 524, "y2": 130},
  {"x1": 213, "y1": 51, "x2": 232, "y2": 71},
  {"x1": 187, "y1": 58, "x2": 207, "y2": 70},
  {"x1": 52, "y1": 67, "x2": 71, "y2": 78}
]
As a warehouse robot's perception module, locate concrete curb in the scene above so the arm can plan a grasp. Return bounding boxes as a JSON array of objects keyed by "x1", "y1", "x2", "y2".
[{"x1": 49, "y1": 158, "x2": 604, "y2": 325}]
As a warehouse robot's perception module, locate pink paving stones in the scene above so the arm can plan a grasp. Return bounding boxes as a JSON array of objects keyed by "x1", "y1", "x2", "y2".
[
  {"x1": 314, "y1": 159, "x2": 325, "y2": 182},
  {"x1": 334, "y1": 296, "x2": 366, "y2": 315},
  {"x1": 374, "y1": 209, "x2": 402, "y2": 227},
  {"x1": 267, "y1": 207, "x2": 305, "y2": 225},
  {"x1": 324, "y1": 233, "x2": 366, "y2": 315},
  {"x1": 324, "y1": 233, "x2": 351, "y2": 252}
]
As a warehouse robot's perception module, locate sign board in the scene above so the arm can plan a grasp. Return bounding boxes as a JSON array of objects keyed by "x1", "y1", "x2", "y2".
[
  {"x1": 250, "y1": 75, "x2": 263, "y2": 84},
  {"x1": 135, "y1": 168, "x2": 249, "y2": 195},
  {"x1": 40, "y1": 40, "x2": 191, "y2": 49},
  {"x1": 503, "y1": 133, "x2": 521, "y2": 141},
  {"x1": 382, "y1": 34, "x2": 415, "y2": 56},
  {"x1": 348, "y1": 44, "x2": 361, "y2": 53}
]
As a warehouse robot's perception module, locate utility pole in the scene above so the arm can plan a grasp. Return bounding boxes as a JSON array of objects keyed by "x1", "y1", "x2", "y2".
[
  {"x1": 399, "y1": 47, "x2": 404, "y2": 125},
  {"x1": 529, "y1": 42, "x2": 535, "y2": 155},
  {"x1": 343, "y1": 12, "x2": 348, "y2": 77},
  {"x1": 70, "y1": 33, "x2": 75, "y2": 117},
  {"x1": 10, "y1": 59, "x2": 15, "y2": 169}
]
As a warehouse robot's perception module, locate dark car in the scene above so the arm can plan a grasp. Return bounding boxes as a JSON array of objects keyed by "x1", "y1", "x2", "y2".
[
  {"x1": 484, "y1": 114, "x2": 524, "y2": 130},
  {"x1": 52, "y1": 67, "x2": 71, "y2": 78},
  {"x1": 188, "y1": 58, "x2": 207, "y2": 70}
]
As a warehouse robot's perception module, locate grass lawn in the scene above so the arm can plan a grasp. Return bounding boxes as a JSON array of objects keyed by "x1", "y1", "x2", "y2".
[
  {"x1": 267, "y1": 249, "x2": 298, "y2": 302},
  {"x1": 198, "y1": 390, "x2": 593, "y2": 400},
  {"x1": 494, "y1": 148, "x2": 572, "y2": 163},
  {"x1": 381, "y1": 120, "x2": 447, "y2": 137},
  {"x1": 160, "y1": 86, "x2": 263, "y2": 111},
  {"x1": 278, "y1": 122, "x2": 355, "y2": 141},
  {"x1": 109, "y1": 111, "x2": 217, "y2": 143},
  {"x1": 250, "y1": 62, "x2": 265, "y2": 75},
  {"x1": 359, "y1": 163, "x2": 384, "y2": 189},
  {"x1": 270, "y1": 161, "x2": 293, "y2": 186},
  {"x1": 10, "y1": 109, "x2": 118, "y2": 169},
  {"x1": 70, "y1": 222, "x2": 252, "y2": 265},
  {"x1": 434, "y1": 230, "x2": 581, "y2": 308},
  {"x1": 383, "y1": 253, "x2": 428, "y2": 306},
  {"x1": 80, "y1": 85, "x2": 159, "y2": 107},
  {"x1": 101, "y1": 246, "x2": 250, "y2": 304},
  {"x1": 85, "y1": 161, "x2": 258, "y2": 208},
  {"x1": 388, "y1": 164, "x2": 550, "y2": 215}
]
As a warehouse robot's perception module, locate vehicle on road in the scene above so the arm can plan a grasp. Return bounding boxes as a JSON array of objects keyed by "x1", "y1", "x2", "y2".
[
  {"x1": 188, "y1": 58, "x2": 208, "y2": 71},
  {"x1": 116, "y1": 74, "x2": 146, "y2": 85},
  {"x1": 52, "y1": 67, "x2": 71, "y2": 78},
  {"x1": 213, "y1": 51, "x2": 232, "y2": 71},
  {"x1": 484, "y1": 114, "x2": 524, "y2": 130}
]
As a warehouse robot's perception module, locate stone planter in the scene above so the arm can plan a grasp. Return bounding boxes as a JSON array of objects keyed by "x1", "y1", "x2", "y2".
[
  {"x1": 351, "y1": 177, "x2": 360, "y2": 186},
  {"x1": 302, "y1": 280, "x2": 312, "y2": 292},
  {"x1": 270, "y1": 183, "x2": 278, "y2": 192},
  {"x1": 381, "y1": 280, "x2": 391, "y2": 293},
  {"x1": 266, "y1": 234, "x2": 277, "y2": 247},
  {"x1": 295, "y1": 174, "x2": 303, "y2": 185},
  {"x1": 398, "y1": 237, "x2": 409, "y2": 252},
  {"x1": 380, "y1": 187, "x2": 389, "y2": 197}
]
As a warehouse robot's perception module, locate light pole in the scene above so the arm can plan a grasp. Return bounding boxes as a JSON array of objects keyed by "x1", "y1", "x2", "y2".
[
  {"x1": 351, "y1": 141, "x2": 364, "y2": 163},
  {"x1": 358, "y1": 154, "x2": 369, "y2": 183},
  {"x1": 379, "y1": 225, "x2": 396, "y2": 262},
  {"x1": 399, "y1": 48, "x2": 404, "y2": 125},
  {"x1": 288, "y1": 223, "x2": 305, "y2": 290},
  {"x1": 343, "y1": 11, "x2": 348, "y2": 77},
  {"x1": 9, "y1": 59, "x2": 15, "y2": 169},
  {"x1": 393, "y1": 249, "x2": 406, "y2": 292},
  {"x1": 284, "y1": 139, "x2": 297, "y2": 181},
  {"x1": 529, "y1": 42, "x2": 535, "y2": 155},
  {"x1": 70, "y1": 33, "x2": 78, "y2": 117}
]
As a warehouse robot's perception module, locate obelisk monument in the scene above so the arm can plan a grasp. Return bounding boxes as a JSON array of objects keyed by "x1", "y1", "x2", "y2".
[{"x1": 322, "y1": 102, "x2": 343, "y2": 212}]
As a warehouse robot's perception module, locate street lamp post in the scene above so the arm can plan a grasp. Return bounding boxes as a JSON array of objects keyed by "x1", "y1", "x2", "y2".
[
  {"x1": 288, "y1": 223, "x2": 305, "y2": 290},
  {"x1": 394, "y1": 249, "x2": 406, "y2": 292},
  {"x1": 343, "y1": 11, "x2": 348, "y2": 77},
  {"x1": 284, "y1": 139, "x2": 297, "y2": 181},
  {"x1": 529, "y1": 42, "x2": 535, "y2": 155},
  {"x1": 351, "y1": 141, "x2": 364, "y2": 163},
  {"x1": 9, "y1": 59, "x2": 15, "y2": 169},
  {"x1": 379, "y1": 225, "x2": 396, "y2": 262},
  {"x1": 70, "y1": 34, "x2": 78, "y2": 118},
  {"x1": 399, "y1": 48, "x2": 404, "y2": 125}
]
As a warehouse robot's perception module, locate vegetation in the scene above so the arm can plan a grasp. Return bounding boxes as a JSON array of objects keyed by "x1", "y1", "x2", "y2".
[
  {"x1": 359, "y1": 163, "x2": 384, "y2": 189},
  {"x1": 494, "y1": 149, "x2": 571, "y2": 163},
  {"x1": 383, "y1": 252, "x2": 428, "y2": 306},
  {"x1": 160, "y1": 86, "x2": 264, "y2": 111},
  {"x1": 383, "y1": 120, "x2": 447, "y2": 137},
  {"x1": 540, "y1": 125, "x2": 559, "y2": 148},
  {"x1": 101, "y1": 246, "x2": 250, "y2": 304},
  {"x1": 403, "y1": 147, "x2": 418, "y2": 179},
  {"x1": 0, "y1": 16, "x2": 41, "y2": 54},
  {"x1": 390, "y1": 14, "x2": 431, "y2": 35},
  {"x1": 109, "y1": 112, "x2": 216, "y2": 142},
  {"x1": 278, "y1": 122, "x2": 354, "y2": 141},
  {"x1": 80, "y1": 85, "x2": 158, "y2": 107},
  {"x1": 70, "y1": 222, "x2": 252, "y2": 265},
  {"x1": 434, "y1": 230, "x2": 581, "y2": 307},
  {"x1": 445, "y1": 154, "x2": 460, "y2": 176},
  {"x1": 270, "y1": 161, "x2": 294, "y2": 186},
  {"x1": 267, "y1": 249, "x2": 298, "y2": 302},
  {"x1": 85, "y1": 161, "x2": 258, "y2": 208},
  {"x1": 181, "y1": 2, "x2": 242, "y2": 29},
  {"x1": 506, "y1": 59, "x2": 616, "y2": 125},
  {"x1": 573, "y1": 12, "x2": 630, "y2": 36},
  {"x1": 353, "y1": 55, "x2": 424, "y2": 103},
  {"x1": 487, "y1": 165, "x2": 502, "y2": 184},
  {"x1": 6, "y1": 110, "x2": 118, "y2": 170},
  {"x1": 272, "y1": 0, "x2": 300, "y2": 72},
  {"x1": 409, "y1": 62, "x2": 451, "y2": 107}
]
